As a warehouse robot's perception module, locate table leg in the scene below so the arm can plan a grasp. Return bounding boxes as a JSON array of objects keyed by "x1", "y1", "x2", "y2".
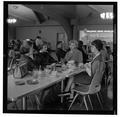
[
  {"x1": 61, "y1": 80, "x2": 64, "y2": 103},
  {"x1": 22, "y1": 97, "x2": 26, "y2": 110}
]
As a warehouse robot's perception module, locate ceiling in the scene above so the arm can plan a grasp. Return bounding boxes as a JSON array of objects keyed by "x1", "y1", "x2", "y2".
[
  {"x1": 8, "y1": 4, "x2": 113, "y2": 25},
  {"x1": 8, "y1": 4, "x2": 38, "y2": 23}
]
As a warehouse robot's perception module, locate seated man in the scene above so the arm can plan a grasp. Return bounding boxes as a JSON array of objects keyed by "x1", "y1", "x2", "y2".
[
  {"x1": 78, "y1": 40, "x2": 88, "y2": 63},
  {"x1": 56, "y1": 41, "x2": 66, "y2": 62},
  {"x1": 33, "y1": 36, "x2": 44, "y2": 52}
]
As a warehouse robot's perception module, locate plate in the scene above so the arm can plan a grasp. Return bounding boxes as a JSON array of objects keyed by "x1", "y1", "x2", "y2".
[
  {"x1": 27, "y1": 79, "x2": 39, "y2": 85},
  {"x1": 15, "y1": 81, "x2": 25, "y2": 85}
]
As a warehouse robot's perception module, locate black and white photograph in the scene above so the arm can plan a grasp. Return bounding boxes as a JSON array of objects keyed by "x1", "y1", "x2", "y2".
[{"x1": 3, "y1": 1, "x2": 117, "y2": 115}]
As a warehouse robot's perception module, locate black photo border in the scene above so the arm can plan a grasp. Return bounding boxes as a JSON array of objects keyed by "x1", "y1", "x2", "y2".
[{"x1": 3, "y1": 1, "x2": 117, "y2": 114}]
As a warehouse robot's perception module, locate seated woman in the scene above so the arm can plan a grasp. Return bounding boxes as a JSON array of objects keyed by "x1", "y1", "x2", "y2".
[
  {"x1": 19, "y1": 46, "x2": 35, "y2": 72},
  {"x1": 8, "y1": 46, "x2": 15, "y2": 70},
  {"x1": 63, "y1": 40, "x2": 83, "y2": 64},
  {"x1": 21, "y1": 39, "x2": 34, "y2": 59},
  {"x1": 34, "y1": 42, "x2": 57, "y2": 70},
  {"x1": 60, "y1": 39, "x2": 105, "y2": 96},
  {"x1": 59, "y1": 40, "x2": 83, "y2": 95},
  {"x1": 39, "y1": 40, "x2": 82, "y2": 105},
  {"x1": 8, "y1": 40, "x2": 21, "y2": 70}
]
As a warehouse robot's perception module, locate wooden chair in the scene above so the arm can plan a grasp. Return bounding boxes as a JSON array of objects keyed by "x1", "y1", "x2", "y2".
[
  {"x1": 68, "y1": 62, "x2": 105, "y2": 110},
  {"x1": 104, "y1": 60, "x2": 113, "y2": 87}
]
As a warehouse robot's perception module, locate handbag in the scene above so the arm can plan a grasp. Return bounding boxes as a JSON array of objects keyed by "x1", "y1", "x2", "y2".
[{"x1": 13, "y1": 62, "x2": 28, "y2": 79}]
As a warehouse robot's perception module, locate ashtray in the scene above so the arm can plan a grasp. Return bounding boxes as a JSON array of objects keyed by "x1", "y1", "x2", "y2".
[
  {"x1": 27, "y1": 79, "x2": 39, "y2": 85},
  {"x1": 15, "y1": 81, "x2": 25, "y2": 85}
]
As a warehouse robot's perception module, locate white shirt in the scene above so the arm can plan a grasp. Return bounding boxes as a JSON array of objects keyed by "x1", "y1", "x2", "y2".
[{"x1": 85, "y1": 52, "x2": 100, "y2": 76}]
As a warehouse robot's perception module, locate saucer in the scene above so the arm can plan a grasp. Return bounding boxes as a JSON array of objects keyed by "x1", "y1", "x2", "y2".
[{"x1": 27, "y1": 79, "x2": 39, "y2": 85}]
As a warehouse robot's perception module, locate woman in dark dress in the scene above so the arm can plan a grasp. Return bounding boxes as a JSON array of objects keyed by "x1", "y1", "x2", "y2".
[
  {"x1": 34, "y1": 42, "x2": 56, "y2": 70},
  {"x1": 33, "y1": 43, "x2": 57, "y2": 105}
]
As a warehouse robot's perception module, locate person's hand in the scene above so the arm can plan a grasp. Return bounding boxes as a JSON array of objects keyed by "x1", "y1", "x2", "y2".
[
  {"x1": 51, "y1": 63, "x2": 56, "y2": 67},
  {"x1": 84, "y1": 62, "x2": 91, "y2": 69},
  {"x1": 60, "y1": 59, "x2": 65, "y2": 64},
  {"x1": 46, "y1": 63, "x2": 56, "y2": 70},
  {"x1": 78, "y1": 63, "x2": 83, "y2": 67},
  {"x1": 78, "y1": 63, "x2": 84, "y2": 69},
  {"x1": 62, "y1": 64, "x2": 67, "y2": 71},
  {"x1": 46, "y1": 65, "x2": 50, "y2": 68}
]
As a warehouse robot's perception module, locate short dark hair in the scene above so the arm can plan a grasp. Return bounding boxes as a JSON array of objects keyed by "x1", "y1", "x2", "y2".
[
  {"x1": 27, "y1": 40, "x2": 33, "y2": 46},
  {"x1": 91, "y1": 39, "x2": 103, "y2": 51},
  {"x1": 57, "y1": 41, "x2": 62, "y2": 46},
  {"x1": 20, "y1": 47, "x2": 29, "y2": 54},
  {"x1": 36, "y1": 36, "x2": 41, "y2": 39},
  {"x1": 78, "y1": 40, "x2": 83, "y2": 46}
]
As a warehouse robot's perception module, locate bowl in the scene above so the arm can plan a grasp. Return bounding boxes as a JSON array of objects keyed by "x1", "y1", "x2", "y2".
[{"x1": 15, "y1": 81, "x2": 25, "y2": 85}]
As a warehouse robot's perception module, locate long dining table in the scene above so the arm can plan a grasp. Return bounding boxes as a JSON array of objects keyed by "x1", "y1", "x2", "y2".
[{"x1": 7, "y1": 67, "x2": 85, "y2": 110}]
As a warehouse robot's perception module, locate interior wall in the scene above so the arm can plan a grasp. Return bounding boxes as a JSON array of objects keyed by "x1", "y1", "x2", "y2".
[
  {"x1": 8, "y1": 25, "x2": 16, "y2": 40},
  {"x1": 25, "y1": 5, "x2": 73, "y2": 41},
  {"x1": 16, "y1": 25, "x2": 67, "y2": 50}
]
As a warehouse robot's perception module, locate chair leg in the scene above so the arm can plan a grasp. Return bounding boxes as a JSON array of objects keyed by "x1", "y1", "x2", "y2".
[
  {"x1": 22, "y1": 96, "x2": 27, "y2": 110},
  {"x1": 105, "y1": 76, "x2": 108, "y2": 88},
  {"x1": 28, "y1": 96, "x2": 34, "y2": 109},
  {"x1": 34, "y1": 94, "x2": 41, "y2": 110},
  {"x1": 61, "y1": 80, "x2": 64, "y2": 103},
  {"x1": 98, "y1": 91, "x2": 103, "y2": 104},
  {"x1": 79, "y1": 98, "x2": 84, "y2": 108},
  {"x1": 88, "y1": 95, "x2": 93, "y2": 110},
  {"x1": 96, "y1": 93, "x2": 103, "y2": 109},
  {"x1": 14, "y1": 101, "x2": 18, "y2": 110},
  {"x1": 68, "y1": 93, "x2": 79, "y2": 110},
  {"x1": 83, "y1": 96, "x2": 88, "y2": 110}
]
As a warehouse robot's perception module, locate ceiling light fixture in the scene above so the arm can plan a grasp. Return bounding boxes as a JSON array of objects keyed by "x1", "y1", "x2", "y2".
[
  {"x1": 7, "y1": 18, "x2": 17, "y2": 24},
  {"x1": 100, "y1": 12, "x2": 113, "y2": 20}
]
